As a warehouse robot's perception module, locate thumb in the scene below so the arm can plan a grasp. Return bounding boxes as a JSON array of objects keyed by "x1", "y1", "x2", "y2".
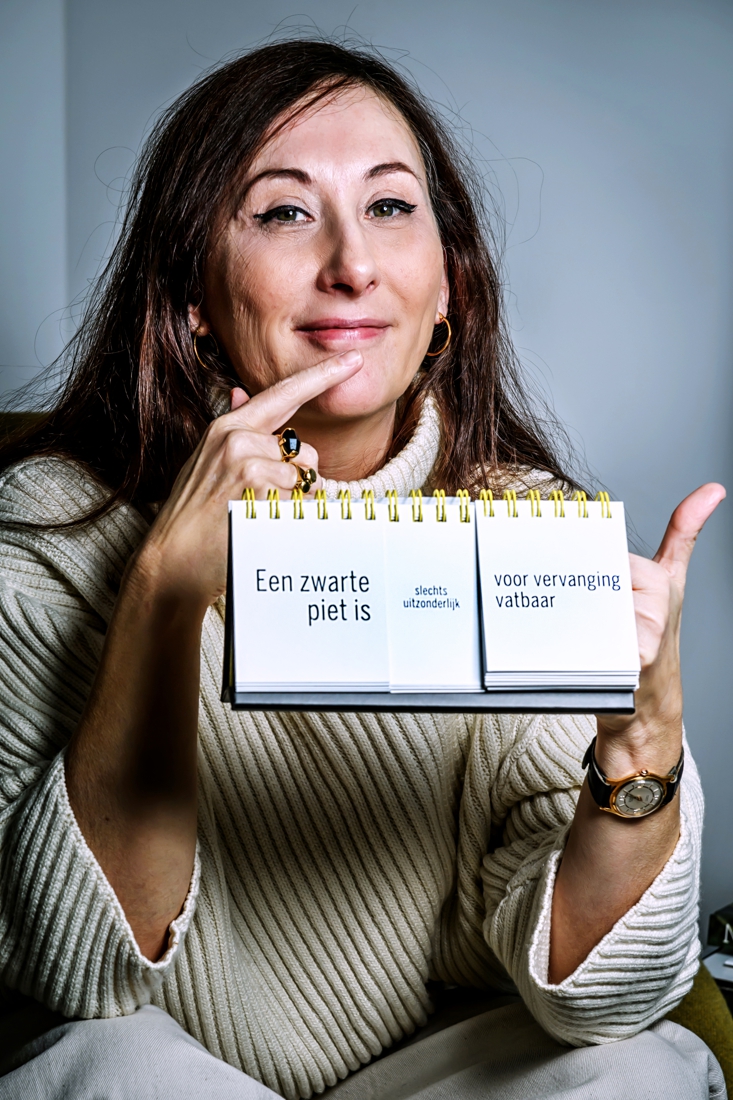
[
  {"x1": 230, "y1": 387, "x2": 250, "y2": 412},
  {"x1": 653, "y1": 482, "x2": 726, "y2": 580}
]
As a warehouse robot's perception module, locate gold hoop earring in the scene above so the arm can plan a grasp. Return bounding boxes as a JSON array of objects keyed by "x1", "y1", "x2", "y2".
[
  {"x1": 192, "y1": 327, "x2": 220, "y2": 370},
  {"x1": 426, "y1": 313, "x2": 452, "y2": 357}
]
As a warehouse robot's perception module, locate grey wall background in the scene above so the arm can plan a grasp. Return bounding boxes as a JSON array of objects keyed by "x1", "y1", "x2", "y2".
[
  {"x1": 1, "y1": 0, "x2": 732, "y2": 934},
  {"x1": 0, "y1": 0, "x2": 66, "y2": 393}
]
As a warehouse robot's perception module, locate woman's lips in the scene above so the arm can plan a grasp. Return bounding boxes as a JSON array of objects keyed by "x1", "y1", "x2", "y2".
[{"x1": 296, "y1": 319, "x2": 389, "y2": 344}]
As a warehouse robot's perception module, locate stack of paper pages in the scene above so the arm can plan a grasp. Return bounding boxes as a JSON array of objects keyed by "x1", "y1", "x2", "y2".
[
  {"x1": 223, "y1": 492, "x2": 639, "y2": 708},
  {"x1": 475, "y1": 499, "x2": 640, "y2": 691}
]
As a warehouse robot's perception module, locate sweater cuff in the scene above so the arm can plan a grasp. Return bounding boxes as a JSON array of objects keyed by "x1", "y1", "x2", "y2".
[
  {"x1": 0, "y1": 752, "x2": 199, "y2": 1018},
  {"x1": 523, "y1": 795, "x2": 700, "y2": 1044},
  {"x1": 56, "y1": 752, "x2": 201, "y2": 972}
]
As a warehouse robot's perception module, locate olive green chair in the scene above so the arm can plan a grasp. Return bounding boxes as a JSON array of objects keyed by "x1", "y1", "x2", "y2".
[{"x1": 667, "y1": 963, "x2": 733, "y2": 1092}]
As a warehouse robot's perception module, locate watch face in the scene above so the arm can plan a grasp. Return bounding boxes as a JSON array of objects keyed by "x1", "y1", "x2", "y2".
[{"x1": 612, "y1": 778, "x2": 665, "y2": 817}]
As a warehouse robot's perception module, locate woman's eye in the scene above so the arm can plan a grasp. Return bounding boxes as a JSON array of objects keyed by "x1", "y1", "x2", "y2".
[
  {"x1": 254, "y1": 206, "x2": 309, "y2": 224},
  {"x1": 369, "y1": 199, "x2": 417, "y2": 219}
]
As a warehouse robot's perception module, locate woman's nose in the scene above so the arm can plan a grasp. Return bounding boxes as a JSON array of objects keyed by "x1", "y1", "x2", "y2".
[{"x1": 316, "y1": 215, "x2": 380, "y2": 297}]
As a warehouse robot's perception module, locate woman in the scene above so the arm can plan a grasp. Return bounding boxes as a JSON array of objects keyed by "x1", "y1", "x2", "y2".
[{"x1": 0, "y1": 39, "x2": 725, "y2": 1100}]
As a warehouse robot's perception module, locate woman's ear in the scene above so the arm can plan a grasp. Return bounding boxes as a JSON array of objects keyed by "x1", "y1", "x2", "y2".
[
  {"x1": 436, "y1": 263, "x2": 450, "y2": 321},
  {"x1": 187, "y1": 303, "x2": 210, "y2": 336}
]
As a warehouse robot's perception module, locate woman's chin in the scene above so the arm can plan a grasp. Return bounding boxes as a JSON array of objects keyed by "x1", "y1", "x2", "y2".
[
  {"x1": 306, "y1": 381, "x2": 402, "y2": 423},
  {"x1": 305, "y1": 395, "x2": 386, "y2": 422},
  {"x1": 293, "y1": 363, "x2": 402, "y2": 421}
]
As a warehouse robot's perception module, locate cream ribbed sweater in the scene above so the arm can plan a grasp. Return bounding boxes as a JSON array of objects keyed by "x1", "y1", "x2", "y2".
[{"x1": 0, "y1": 414, "x2": 702, "y2": 1099}]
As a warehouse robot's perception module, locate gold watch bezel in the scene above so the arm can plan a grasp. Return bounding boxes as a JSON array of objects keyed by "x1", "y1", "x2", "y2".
[{"x1": 602, "y1": 770, "x2": 669, "y2": 817}]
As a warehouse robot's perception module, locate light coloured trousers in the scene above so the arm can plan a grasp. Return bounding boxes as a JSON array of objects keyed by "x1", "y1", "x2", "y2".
[{"x1": 0, "y1": 1000, "x2": 726, "y2": 1100}]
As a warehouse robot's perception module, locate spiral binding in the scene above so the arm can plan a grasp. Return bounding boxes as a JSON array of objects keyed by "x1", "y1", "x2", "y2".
[
  {"x1": 457, "y1": 489, "x2": 471, "y2": 523},
  {"x1": 595, "y1": 491, "x2": 612, "y2": 518},
  {"x1": 410, "y1": 489, "x2": 423, "y2": 522},
  {"x1": 550, "y1": 490, "x2": 565, "y2": 518},
  {"x1": 338, "y1": 489, "x2": 352, "y2": 520},
  {"x1": 242, "y1": 487, "x2": 256, "y2": 518},
  {"x1": 239, "y1": 486, "x2": 613, "y2": 521},
  {"x1": 503, "y1": 489, "x2": 518, "y2": 518},
  {"x1": 267, "y1": 488, "x2": 280, "y2": 520}
]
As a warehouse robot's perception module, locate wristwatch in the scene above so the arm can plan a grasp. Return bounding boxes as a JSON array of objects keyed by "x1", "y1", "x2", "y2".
[{"x1": 582, "y1": 736, "x2": 684, "y2": 818}]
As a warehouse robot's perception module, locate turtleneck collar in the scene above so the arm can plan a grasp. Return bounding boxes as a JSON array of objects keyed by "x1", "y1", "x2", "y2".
[{"x1": 321, "y1": 392, "x2": 441, "y2": 500}]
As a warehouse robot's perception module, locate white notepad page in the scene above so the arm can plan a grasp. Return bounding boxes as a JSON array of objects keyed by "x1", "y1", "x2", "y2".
[
  {"x1": 475, "y1": 499, "x2": 640, "y2": 689},
  {"x1": 229, "y1": 499, "x2": 389, "y2": 691},
  {"x1": 383, "y1": 496, "x2": 482, "y2": 691}
]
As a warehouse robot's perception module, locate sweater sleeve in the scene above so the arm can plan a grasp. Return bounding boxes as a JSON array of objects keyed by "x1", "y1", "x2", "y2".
[
  {"x1": 479, "y1": 712, "x2": 702, "y2": 1045},
  {"x1": 0, "y1": 459, "x2": 199, "y2": 1018}
]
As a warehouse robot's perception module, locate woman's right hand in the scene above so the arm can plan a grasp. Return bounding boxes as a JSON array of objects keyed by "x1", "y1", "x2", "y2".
[
  {"x1": 130, "y1": 348, "x2": 363, "y2": 614},
  {"x1": 65, "y1": 347, "x2": 362, "y2": 960}
]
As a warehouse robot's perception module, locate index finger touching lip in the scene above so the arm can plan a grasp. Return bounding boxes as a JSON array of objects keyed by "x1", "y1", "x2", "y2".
[{"x1": 232, "y1": 350, "x2": 363, "y2": 432}]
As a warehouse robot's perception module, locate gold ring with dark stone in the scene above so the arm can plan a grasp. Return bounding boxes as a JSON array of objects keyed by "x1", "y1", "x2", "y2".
[
  {"x1": 277, "y1": 427, "x2": 301, "y2": 462},
  {"x1": 293, "y1": 466, "x2": 317, "y2": 493}
]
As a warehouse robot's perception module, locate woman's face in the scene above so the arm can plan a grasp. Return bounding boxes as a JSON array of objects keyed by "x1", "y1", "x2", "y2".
[{"x1": 197, "y1": 86, "x2": 448, "y2": 424}]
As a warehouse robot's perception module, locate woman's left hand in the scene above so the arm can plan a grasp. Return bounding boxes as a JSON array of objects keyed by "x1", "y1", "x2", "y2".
[
  {"x1": 550, "y1": 481, "x2": 725, "y2": 984},
  {"x1": 595, "y1": 482, "x2": 726, "y2": 777}
]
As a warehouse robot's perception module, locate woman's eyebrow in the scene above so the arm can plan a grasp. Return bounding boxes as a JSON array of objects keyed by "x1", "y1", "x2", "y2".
[
  {"x1": 365, "y1": 161, "x2": 419, "y2": 181},
  {"x1": 245, "y1": 167, "x2": 312, "y2": 190},
  {"x1": 241, "y1": 162, "x2": 418, "y2": 202}
]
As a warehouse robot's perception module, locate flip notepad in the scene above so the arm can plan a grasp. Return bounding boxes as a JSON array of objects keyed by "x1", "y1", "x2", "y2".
[
  {"x1": 475, "y1": 491, "x2": 639, "y2": 691},
  {"x1": 384, "y1": 493, "x2": 482, "y2": 693},
  {"x1": 222, "y1": 488, "x2": 639, "y2": 713},
  {"x1": 228, "y1": 492, "x2": 389, "y2": 691}
]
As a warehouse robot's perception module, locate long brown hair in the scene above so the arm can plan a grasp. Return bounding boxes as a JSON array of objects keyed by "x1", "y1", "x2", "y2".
[{"x1": 0, "y1": 39, "x2": 576, "y2": 523}]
